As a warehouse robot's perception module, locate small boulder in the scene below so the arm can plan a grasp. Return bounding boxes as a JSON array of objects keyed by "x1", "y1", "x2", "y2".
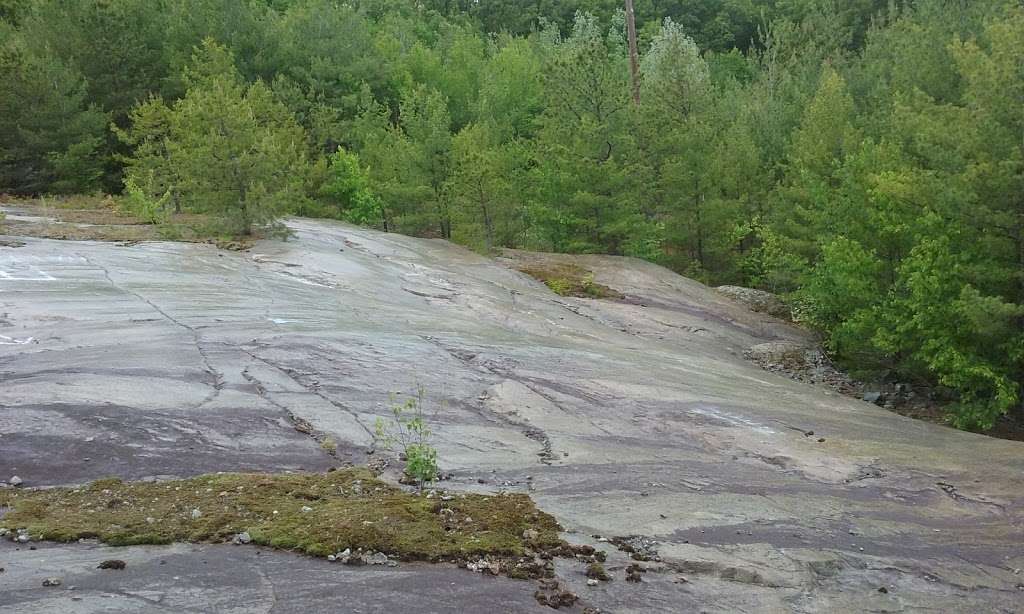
[
  {"x1": 8, "y1": 476, "x2": 22, "y2": 487},
  {"x1": 716, "y1": 286, "x2": 791, "y2": 319},
  {"x1": 862, "y1": 391, "x2": 884, "y2": 405},
  {"x1": 233, "y1": 532, "x2": 252, "y2": 545},
  {"x1": 625, "y1": 563, "x2": 646, "y2": 583},
  {"x1": 97, "y1": 560, "x2": 126, "y2": 570},
  {"x1": 42, "y1": 577, "x2": 62, "y2": 587}
]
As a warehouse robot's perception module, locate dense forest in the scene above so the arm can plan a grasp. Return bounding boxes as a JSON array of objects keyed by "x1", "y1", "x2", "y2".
[{"x1": 1, "y1": 0, "x2": 1022, "y2": 431}]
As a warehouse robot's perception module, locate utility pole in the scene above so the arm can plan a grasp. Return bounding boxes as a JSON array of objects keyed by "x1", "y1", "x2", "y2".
[{"x1": 624, "y1": 0, "x2": 641, "y2": 105}]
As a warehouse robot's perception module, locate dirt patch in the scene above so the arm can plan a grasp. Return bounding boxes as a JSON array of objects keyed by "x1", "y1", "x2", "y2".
[
  {"x1": 0, "y1": 197, "x2": 255, "y2": 250},
  {"x1": 48, "y1": 208, "x2": 150, "y2": 226},
  {"x1": 2, "y1": 219, "x2": 158, "y2": 242},
  {"x1": 516, "y1": 262, "x2": 623, "y2": 299}
]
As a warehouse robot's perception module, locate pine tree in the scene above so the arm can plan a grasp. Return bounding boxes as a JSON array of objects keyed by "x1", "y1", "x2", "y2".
[{"x1": 119, "y1": 40, "x2": 309, "y2": 235}]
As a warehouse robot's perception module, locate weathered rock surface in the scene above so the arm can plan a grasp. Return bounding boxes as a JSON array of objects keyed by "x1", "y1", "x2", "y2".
[
  {"x1": 1, "y1": 214, "x2": 1023, "y2": 612},
  {"x1": 0, "y1": 542, "x2": 544, "y2": 613},
  {"x1": 745, "y1": 341, "x2": 856, "y2": 392},
  {"x1": 715, "y1": 285, "x2": 791, "y2": 319}
]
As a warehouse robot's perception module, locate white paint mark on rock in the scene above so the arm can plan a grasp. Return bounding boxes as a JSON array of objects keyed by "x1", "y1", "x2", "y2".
[
  {"x1": 0, "y1": 334, "x2": 35, "y2": 345},
  {"x1": 688, "y1": 404, "x2": 776, "y2": 435}
]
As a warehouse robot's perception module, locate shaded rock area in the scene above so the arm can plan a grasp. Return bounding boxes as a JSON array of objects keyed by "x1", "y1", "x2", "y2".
[{"x1": 2, "y1": 211, "x2": 1023, "y2": 612}]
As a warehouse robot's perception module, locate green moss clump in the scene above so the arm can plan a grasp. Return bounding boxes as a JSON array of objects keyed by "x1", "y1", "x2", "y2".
[
  {"x1": 518, "y1": 263, "x2": 623, "y2": 299},
  {"x1": 0, "y1": 469, "x2": 565, "y2": 566},
  {"x1": 585, "y1": 561, "x2": 611, "y2": 581}
]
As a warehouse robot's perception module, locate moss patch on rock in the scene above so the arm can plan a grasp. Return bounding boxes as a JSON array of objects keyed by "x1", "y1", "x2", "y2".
[
  {"x1": 0, "y1": 469, "x2": 565, "y2": 568},
  {"x1": 517, "y1": 263, "x2": 623, "y2": 299}
]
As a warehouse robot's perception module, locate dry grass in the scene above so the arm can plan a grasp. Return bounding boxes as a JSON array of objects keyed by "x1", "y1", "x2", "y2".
[
  {"x1": 0, "y1": 195, "x2": 255, "y2": 250},
  {"x1": 1, "y1": 220, "x2": 158, "y2": 242}
]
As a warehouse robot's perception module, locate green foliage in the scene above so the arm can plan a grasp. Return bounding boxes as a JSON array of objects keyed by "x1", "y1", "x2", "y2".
[
  {"x1": 796, "y1": 237, "x2": 886, "y2": 372},
  {"x1": 476, "y1": 38, "x2": 543, "y2": 140},
  {"x1": 445, "y1": 121, "x2": 520, "y2": 251},
  {"x1": 374, "y1": 389, "x2": 440, "y2": 490},
  {"x1": 118, "y1": 40, "x2": 310, "y2": 236},
  {"x1": 640, "y1": 18, "x2": 710, "y2": 118},
  {"x1": 121, "y1": 175, "x2": 171, "y2": 225},
  {"x1": 396, "y1": 85, "x2": 453, "y2": 237},
  {"x1": 780, "y1": 2, "x2": 1024, "y2": 428},
  {"x1": 518, "y1": 262, "x2": 623, "y2": 299},
  {"x1": 882, "y1": 234, "x2": 1020, "y2": 430},
  {"x1": 315, "y1": 147, "x2": 384, "y2": 226},
  {"x1": 0, "y1": 35, "x2": 107, "y2": 193}
]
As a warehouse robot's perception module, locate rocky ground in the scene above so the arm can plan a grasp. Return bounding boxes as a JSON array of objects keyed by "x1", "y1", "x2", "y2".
[{"x1": 1, "y1": 210, "x2": 1022, "y2": 613}]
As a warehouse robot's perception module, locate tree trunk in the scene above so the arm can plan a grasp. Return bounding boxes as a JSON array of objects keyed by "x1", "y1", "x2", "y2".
[
  {"x1": 482, "y1": 204, "x2": 494, "y2": 251},
  {"x1": 1017, "y1": 121, "x2": 1024, "y2": 420},
  {"x1": 694, "y1": 180, "x2": 705, "y2": 269},
  {"x1": 625, "y1": 0, "x2": 641, "y2": 106},
  {"x1": 1016, "y1": 203, "x2": 1024, "y2": 420},
  {"x1": 479, "y1": 186, "x2": 494, "y2": 251}
]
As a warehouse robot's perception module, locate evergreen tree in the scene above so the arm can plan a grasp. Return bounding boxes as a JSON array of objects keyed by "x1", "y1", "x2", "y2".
[
  {"x1": 0, "y1": 38, "x2": 106, "y2": 193},
  {"x1": 445, "y1": 122, "x2": 520, "y2": 251},
  {"x1": 119, "y1": 40, "x2": 309, "y2": 235}
]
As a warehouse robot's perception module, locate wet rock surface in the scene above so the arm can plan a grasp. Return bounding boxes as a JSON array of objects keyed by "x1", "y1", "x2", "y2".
[
  {"x1": 2, "y1": 214, "x2": 1023, "y2": 612},
  {"x1": 0, "y1": 541, "x2": 547, "y2": 613}
]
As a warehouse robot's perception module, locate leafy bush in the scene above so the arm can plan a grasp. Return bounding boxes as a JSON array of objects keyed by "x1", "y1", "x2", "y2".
[
  {"x1": 317, "y1": 147, "x2": 384, "y2": 226},
  {"x1": 374, "y1": 389, "x2": 439, "y2": 490},
  {"x1": 120, "y1": 175, "x2": 170, "y2": 224}
]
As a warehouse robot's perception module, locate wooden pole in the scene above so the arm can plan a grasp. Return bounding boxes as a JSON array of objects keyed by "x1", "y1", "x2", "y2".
[{"x1": 624, "y1": 0, "x2": 641, "y2": 105}]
